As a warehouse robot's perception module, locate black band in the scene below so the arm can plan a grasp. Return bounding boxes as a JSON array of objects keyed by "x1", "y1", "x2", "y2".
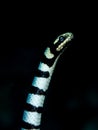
[
  {"x1": 35, "y1": 69, "x2": 50, "y2": 78},
  {"x1": 25, "y1": 103, "x2": 43, "y2": 113},
  {"x1": 28, "y1": 86, "x2": 47, "y2": 95}
]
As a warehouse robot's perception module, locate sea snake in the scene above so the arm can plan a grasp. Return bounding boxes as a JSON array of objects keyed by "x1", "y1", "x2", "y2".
[{"x1": 21, "y1": 32, "x2": 74, "y2": 130}]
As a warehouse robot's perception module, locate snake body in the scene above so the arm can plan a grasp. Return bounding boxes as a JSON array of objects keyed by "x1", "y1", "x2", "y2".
[{"x1": 21, "y1": 32, "x2": 74, "y2": 130}]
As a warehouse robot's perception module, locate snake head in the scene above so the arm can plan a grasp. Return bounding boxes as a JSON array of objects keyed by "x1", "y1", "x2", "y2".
[
  {"x1": 44, "y1": 32, "x2": 74, "y2": 60},
  {"x1": 53, "y1": 32, "x2": 74, "y2": 52}
]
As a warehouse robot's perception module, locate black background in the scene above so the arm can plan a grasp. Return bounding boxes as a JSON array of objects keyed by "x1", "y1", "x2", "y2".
[{"x1": 0, "y1": 2, "x2": 98, "y2": 130}]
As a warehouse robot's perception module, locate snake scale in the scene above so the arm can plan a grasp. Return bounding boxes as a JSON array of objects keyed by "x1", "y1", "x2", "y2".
[{"x1": 21, "y1": 32, "x2": 74, "y2": 130}]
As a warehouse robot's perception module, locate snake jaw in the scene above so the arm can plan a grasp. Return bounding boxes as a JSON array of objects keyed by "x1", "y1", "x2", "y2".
[{"x1": 54, "y1": 32, "x2": 74, "y2": 52}]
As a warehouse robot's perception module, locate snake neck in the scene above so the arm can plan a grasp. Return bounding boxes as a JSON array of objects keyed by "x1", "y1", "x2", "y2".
[{"x1": 21, "y1": 47, "x2": 60, "y2": 130}]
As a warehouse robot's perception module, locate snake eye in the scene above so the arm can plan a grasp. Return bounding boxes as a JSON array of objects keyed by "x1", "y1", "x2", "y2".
[{"x1": 59, "y1": 36, "x2": 65, "y2": 42}]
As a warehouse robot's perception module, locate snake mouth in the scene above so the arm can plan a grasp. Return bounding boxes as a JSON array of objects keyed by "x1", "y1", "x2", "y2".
[{"x1": 56, "y1": 32, "x2": 74, "y2": 51}]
